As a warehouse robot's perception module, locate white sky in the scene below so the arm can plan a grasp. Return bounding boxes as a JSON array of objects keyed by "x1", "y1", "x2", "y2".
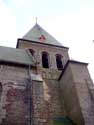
[{"x1": 0, "y1": 0, "x2": 94, "y2": 81}]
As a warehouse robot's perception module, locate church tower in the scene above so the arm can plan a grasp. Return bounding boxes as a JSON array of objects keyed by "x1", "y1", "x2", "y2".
[
  {"x1": 17, "y1": 23, "x2": 69, "y2": 71},
  {"x1": 0, "y1": 23, "x2": 94, "y2": 125},
  {"x1": 16, "y1": 23, "x2": 70, "y2": 124},
  {"x1": 16, "y1": 23, "x2": 94, "y2": 125}
]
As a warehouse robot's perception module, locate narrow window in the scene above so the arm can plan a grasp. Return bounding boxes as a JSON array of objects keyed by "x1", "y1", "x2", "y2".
[
  {"x1": 42, "y1": 52, "x2": 49, "y2": 68},
  {"x1": 0, "y1": 82, "x2": 2, "y2": 100},
  {"x1": 56, "y1": 54, "x2": 63, "y2": 70},
  {"x1": 29, "y1": 49, "x2": 35, "y2": 56}
]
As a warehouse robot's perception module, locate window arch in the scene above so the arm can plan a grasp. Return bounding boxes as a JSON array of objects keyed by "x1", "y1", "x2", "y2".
[
  {"x1": 29, "y1": 49, "x2": 35, "y2": 56},
  {"x1": 42, "y1": 51, "x2": 49, "y2": 68},
  {"x1": 0, "y1": 82, "x2": 2, "y2": 100},
  {"x1": 56, "y1": 54, "x2": 63, "y2": 70}
]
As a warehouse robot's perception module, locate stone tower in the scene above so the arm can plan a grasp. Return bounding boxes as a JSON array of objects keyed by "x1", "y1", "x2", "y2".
[
  {"x1": 0, "y1": 23, "x2": 94, "y2": 125},
  {"x1": 17, "y1": 23, "x2": 94, "y2": 125},
  {"x1": 17, "y1": 23, "x2": 70, "y2": 125}
]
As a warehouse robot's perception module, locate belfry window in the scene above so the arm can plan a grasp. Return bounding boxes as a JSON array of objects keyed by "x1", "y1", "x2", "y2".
[
  {"x1": 29, "y1": 49, "x2": 35, "y2": 56},
  {"x1": 56, "y1": 54, "x2": 63, "y2": 70},
  {"x1": 42, "y1": 52, "x2": 49, "y2": 68}
]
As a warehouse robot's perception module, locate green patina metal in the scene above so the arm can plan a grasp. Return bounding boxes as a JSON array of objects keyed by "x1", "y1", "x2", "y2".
[
  {"x1": 53, "y1": 116, "x2": 76, "y2": 125},
  {"x1": 23, "y1": 23, "x2": 62, "y2": 46},
  {"x1": 0, "y1": 46, "x2": 35, "y2": 66}
]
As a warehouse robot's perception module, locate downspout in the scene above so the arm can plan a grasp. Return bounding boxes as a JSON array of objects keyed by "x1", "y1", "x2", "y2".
[
  {"x1": 26, "y1": 49, "x2": 36, "y2": 125},
  {"x1": 27, "y1": 64, "x2": 33, "y2": 125}
]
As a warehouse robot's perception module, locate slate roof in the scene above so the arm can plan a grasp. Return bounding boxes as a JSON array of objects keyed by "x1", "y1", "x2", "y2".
[
  {"x1": 0, "y1": 46, "x2": 35, "y2": 66},
  {"x1": 23, "y1": 23, "x2": 62, "y2": 46}
]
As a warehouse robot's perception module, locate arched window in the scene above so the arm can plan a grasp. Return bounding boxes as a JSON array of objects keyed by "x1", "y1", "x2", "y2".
[
  {"x1": 0, "y1": 82, "x2": 2, "y2": 100},
  {"x1": 29, "y1": 49, "x2": 35, "y2": 56},
  {"x1": 56, "y1": 54, "x2": 63, "y2": 70},
  {"x1": 42, "y1": 51, "x2": 49, "y2": 68}
]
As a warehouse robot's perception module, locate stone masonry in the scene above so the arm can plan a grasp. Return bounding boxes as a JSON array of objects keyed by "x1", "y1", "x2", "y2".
[
  {"x1": 59, "y1": 61, "x2": 94, "y2": 125},
  {"x1": 0, "y1": 23, "x2": 94, "y2": 125},
  {"x1": 0, "y1": 65, "x2": 30, "y2": 125}
]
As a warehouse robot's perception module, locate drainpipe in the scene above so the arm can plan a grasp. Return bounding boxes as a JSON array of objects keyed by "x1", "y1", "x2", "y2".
[{"x1": 27, "y1": 64, "x2": 33, "y2": 125}]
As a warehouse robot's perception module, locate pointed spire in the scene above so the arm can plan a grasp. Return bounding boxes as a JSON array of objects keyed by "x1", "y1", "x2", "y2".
[{"x1": 23, "y1": 23, "x2": 62, "y2": 46}]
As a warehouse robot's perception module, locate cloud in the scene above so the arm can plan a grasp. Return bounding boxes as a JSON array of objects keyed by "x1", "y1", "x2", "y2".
[
  {"x1": 6, "y1": 0, "x2": 32, "y2": 9},
  {"x1": 12, "y1": 0, "x2": 28, "y2": 8},
  {"x1": 0, "y1": 1, "x2": 17, "y2": 47}
]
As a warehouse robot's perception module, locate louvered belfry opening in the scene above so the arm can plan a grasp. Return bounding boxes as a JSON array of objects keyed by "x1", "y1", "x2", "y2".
[
  {"x1": 42, "y1": 51, "x2": 49, "y2": 68},
  {"x1": 56, "y1": 54, "x2": 63, "y2": 70}
]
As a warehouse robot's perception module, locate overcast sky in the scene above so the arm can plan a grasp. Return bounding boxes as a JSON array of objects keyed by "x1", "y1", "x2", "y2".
[{"x1": 0, "y1": 0, "x2": 94, "y2": 81}]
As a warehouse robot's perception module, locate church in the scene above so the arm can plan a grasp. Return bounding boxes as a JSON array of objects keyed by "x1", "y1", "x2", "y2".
[{"x1": 0, "y1": 23, "x2": 94, "y2": 125}]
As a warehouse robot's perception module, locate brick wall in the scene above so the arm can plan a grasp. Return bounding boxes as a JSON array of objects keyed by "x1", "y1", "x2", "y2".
[{"x1": 0, "y1": 65, "x2": 29, "y2": 125}]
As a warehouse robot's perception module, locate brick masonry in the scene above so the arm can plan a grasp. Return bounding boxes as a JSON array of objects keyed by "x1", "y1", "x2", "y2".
[
  {"x1": 0, "y1": 65, "x2": 29, "y2": 125},
  {"x1": 0, "y1": 64, "x2": 66, "y2": 125}
]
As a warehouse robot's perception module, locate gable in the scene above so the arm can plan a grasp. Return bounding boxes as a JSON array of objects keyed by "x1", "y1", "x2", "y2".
[{"x1": 23, "y1": 23, "x2": 62, "y2": 46}]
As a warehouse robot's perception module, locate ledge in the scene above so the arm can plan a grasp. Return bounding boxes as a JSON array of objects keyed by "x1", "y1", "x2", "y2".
[{"x1": 16, "y1": 38, "x2": 69, "y2": 50}]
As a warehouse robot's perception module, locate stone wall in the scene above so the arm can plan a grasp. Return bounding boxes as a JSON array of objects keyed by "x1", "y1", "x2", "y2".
[
  {"x1": 0, "y1": 64, "x2": 65, "y2": 125},
  {"x1": 0, "y1": 65, "x2": 30, "y2": 125},
  {"x1": 32, "y1": 70, "x2": 66, "y2": 125},
  {"x1": 59, "y1": 62, "x2": 85, "y2": 125},
  {"x1": 59, "y1": 61, "x2": 94, "y2": 125},
  {"x1": 17, "y1": 39, "x2": 69, "y2": 125},
  {"x1": 42, "y1": 68, "x2": 66, "y2": 116},
  {"x1": 69, "y1": 62, "x2": 94, "y2": 125},
  {"x1": 18, "y1": 40, "x2": 69, "y2": 69},
  {"x1": 32, "y1": 80, "x2": 48, "y2": 125}
]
